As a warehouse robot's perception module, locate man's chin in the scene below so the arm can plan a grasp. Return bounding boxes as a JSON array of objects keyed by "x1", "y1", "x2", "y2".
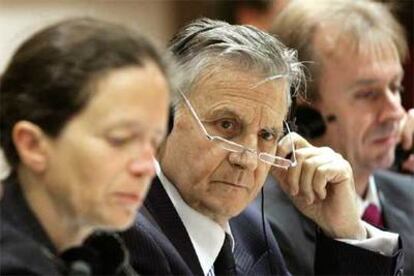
[{"x1": 370, "y1": 150, "x2": 396, "y2": 170}]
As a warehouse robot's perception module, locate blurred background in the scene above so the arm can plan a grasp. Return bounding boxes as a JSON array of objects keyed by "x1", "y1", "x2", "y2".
[
  {"x1": 1, "y1": 0, "x2": 412, "y2": 106},
  {"x1": 0, "y1": 0, "x2": 412, "y2": 177}
]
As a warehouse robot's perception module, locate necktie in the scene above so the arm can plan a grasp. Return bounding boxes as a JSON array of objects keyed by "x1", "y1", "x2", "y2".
[
  {"x1": 362, "y1": 203, "x2": 384, "y2": 228},
  {"x1": 214, "y1": 234, "x2": 237, "y2": 276}
]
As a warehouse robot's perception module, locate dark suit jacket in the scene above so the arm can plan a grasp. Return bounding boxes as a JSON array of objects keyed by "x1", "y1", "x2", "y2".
[
  {"x1": 258, "y1": 169, "x2": 412, "y2": 275},
  {"x1": 0, "y1": 177, "x2": 138, "y2": 275},
  {"x1": 122, "y1": 176, "x2": 403, "y2": 275},
  {"x1": 0, "y1": 178, "x2": 63, "y2": 275},
  {"x1": 121, "y1": 177, "x2": 289, "y2": 275}
]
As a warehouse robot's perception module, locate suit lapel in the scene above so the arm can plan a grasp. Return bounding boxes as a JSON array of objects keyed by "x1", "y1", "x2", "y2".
[
  {"x1": 376, "y1": 179, "x2": 412, "y2": 234},
  {"x1": 231, "y1": 224, "x2": 254, "y2": 274},
  {"x1": 144, "y1": 177, "x2": 204, "y2": 275}
]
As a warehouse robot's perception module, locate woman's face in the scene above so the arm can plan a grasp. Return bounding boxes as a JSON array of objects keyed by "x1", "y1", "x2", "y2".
[{"x1": 42, "y1": 64, "x2": 169, "y2": 231}]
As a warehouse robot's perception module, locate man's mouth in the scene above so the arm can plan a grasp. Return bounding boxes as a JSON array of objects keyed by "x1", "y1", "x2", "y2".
[
  {"x1": 371, "y1": 134, "x2": 398, "y2": 147},
  {"x1": 212, "y1": 180, "x2": 248, "y2": 189}
]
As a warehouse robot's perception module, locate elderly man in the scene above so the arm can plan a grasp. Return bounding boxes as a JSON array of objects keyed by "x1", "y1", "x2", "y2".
[
  {"x1": 121, "y1": 18, "x2": 403, "y2": 275},
  {"x1": 258, "y1": 0, "x2": 414, "y2": 275}
]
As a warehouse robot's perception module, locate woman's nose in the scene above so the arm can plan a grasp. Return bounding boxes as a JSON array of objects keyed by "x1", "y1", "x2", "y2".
[{"x1": 128, "y1": 143, "x2": 156, "y2": 177}]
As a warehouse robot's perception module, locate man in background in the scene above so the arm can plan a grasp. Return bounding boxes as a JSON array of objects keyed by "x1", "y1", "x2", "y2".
[{"x1": 259, "y1": 0, "x2": 414, "y2": 275}]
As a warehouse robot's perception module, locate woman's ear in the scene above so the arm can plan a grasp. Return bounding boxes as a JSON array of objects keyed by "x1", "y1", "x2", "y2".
[{"x1": 12, "y1": 121, "x2": 49, "y2": 173}]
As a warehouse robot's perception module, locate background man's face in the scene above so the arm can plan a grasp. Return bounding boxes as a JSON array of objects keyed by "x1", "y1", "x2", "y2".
[
  {"x1": 160, "y1": 67, "x2": 288, "y2": 224},
  {"x1": 314, "y1": 33, "x2": 405, "y2": 174}
]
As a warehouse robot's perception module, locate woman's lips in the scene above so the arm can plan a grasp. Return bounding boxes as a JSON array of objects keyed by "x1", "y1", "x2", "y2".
[{"x1": 113, "y1": 192, "x2": 142, "y2": 206}]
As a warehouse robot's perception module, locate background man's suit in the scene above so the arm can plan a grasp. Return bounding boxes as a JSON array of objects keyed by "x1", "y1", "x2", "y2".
[
  {"x1": 257, "y1": 169, "x2": 413, "y2": 275},
  {"x1": 121, "y1": 176, "x2": 403, "y2": 275}
]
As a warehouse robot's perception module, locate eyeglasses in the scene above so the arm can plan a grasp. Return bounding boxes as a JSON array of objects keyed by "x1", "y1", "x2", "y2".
[{"x1": 179, "y1": 91, "x2": 297, "y2": 169}]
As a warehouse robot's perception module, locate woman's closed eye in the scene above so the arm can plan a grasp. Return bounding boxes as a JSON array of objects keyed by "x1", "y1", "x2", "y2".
[{"x1": 107, "y1": 135, "x2": 134, "y2": 147}]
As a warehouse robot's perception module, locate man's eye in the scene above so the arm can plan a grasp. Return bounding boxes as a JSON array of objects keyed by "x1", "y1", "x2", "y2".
[
  {"x1": 220, "y1": 120, "x2": 234, "y2": 130},
  {"x1": 259, "y1": 130, "x2": 276, "y2": 141},
  {"x1": 355, "y1": 90, "x2": 377, "y2": 100},
  {"x1": 211, "y1": 119, "x2": 240, "y2": 138}
]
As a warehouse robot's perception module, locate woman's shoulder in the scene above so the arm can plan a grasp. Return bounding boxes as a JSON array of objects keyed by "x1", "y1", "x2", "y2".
[{"x1": 1, "y1": 220, "x2": 63, "y2": 275}]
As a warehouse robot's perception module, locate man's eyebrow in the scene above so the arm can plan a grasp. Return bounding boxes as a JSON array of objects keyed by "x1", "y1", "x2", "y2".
[
  {"x1": 206, "y1": 107, "x2": 240, "y2": 119},
  {"x1": 348, "y1": 74, "x2": 404, "y2": 91},
  {"x1": 348, "y1": 79, "x2": 379, "y2": 90}
]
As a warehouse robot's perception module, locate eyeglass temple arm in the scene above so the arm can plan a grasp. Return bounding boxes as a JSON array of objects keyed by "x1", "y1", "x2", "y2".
[
  {"x1": 285, "y1": 122, "x2": 297, "y2": 166},
  {"x1": 179, "y1": 90, "x2": 211, "y2": 139}
]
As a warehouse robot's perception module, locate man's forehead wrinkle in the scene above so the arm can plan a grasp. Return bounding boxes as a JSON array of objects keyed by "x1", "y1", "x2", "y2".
[
  {"x1": 347, "y1": 59, "x2": 403, "y2": 90},
  {"x1": 194, "y1": 77, "x2": 287, "y2": 111},
  {"x1": 192, "y1": 64, "x2": 268, "y2": 91},
  {"x1": 202, "y1": 93, "x2": 286, "y2": 117}
]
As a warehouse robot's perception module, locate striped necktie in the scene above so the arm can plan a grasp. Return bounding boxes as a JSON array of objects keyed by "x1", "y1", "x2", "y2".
[{"x1": 213, "y1": 233, "x2": 236, "y2": 276}]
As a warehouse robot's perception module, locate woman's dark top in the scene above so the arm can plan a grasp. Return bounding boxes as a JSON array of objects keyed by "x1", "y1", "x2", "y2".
[{"x1": 0, "y1": 176, "x2": 137, "y2": 275}]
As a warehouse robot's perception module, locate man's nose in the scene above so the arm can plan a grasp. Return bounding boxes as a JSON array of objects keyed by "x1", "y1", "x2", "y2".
[
  {"x1": 127, "y1": 142, "x2": 156, "y2": 178},
  {"x1": 378, "y1": 89, "x2": 405, "y2": 123},
  {"x1": 228, "y1": 135, "x2": 258, "y2": 171}
]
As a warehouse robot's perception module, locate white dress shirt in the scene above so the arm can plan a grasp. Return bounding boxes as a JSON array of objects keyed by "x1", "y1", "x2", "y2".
[
  {"x1": 155, "y1": 161, "x2": 234, "y2": 276},
  {"x1": 357, "y1": 175, "x2": 382, "y2": 216}
]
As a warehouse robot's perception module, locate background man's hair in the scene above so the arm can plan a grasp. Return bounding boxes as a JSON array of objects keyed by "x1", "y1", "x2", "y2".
[{"x1": 270, "y1": 0, "x2": 408, "y2": 101}]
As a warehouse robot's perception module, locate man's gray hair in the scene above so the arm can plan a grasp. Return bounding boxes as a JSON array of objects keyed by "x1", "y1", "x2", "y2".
[{"x1": 169, "y1": 18, "x2": 304, "y2": 110}]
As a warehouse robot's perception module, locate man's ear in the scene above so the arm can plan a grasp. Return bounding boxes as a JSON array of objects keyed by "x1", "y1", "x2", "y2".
[
  {"x1": 12, "y1": 121, "x2": 49, "y2": 173},
  {"x1": 167, "y1": 106, "x2": 175, "y2": 136}
]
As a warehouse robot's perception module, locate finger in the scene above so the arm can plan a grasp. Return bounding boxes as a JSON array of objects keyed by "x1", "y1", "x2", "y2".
[
  {"x1": 281, "y1": 146, "x2": 333, "y2": 197},
  {"x1": 285, "y1": 146, "x2": 323, "y2": 196},
  {"x1": 313, "y1": 158, "x2": 352, "y2": 190},
  {"x1": 402, "y1": 154, "x2": 414, "y2": 173},
  {"x1": 298, "y1": 155, "x2": 318, "y2": 204},
  {"x1": 311, "y1": 160, "x2": 352, "y2": 203},
  {"x1": 277, "y1": 132, "x2": 311, "y2": 159},
  {"x1": 400, "y1": 109, "x2": 414, "y2": 150},
  {"x1": 300, "y1": 154, "x2": 334, "y2": 203},
  {"x1": 286, "y1": 152, "x2": 303, "y2": 196}
]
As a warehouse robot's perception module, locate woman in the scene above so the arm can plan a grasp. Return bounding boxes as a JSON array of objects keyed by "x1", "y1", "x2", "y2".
[{"x1": 0, "y1": 18, "x2": 170, "y2": 275}]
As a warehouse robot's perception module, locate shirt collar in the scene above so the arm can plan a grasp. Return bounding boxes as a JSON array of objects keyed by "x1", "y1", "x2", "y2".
[
  {"x1": 154, "y1": 160, "x2": 235, "y2": 275},
  {"x1": 357, "y1": 175, "x2": 381, "y2": 216}
]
